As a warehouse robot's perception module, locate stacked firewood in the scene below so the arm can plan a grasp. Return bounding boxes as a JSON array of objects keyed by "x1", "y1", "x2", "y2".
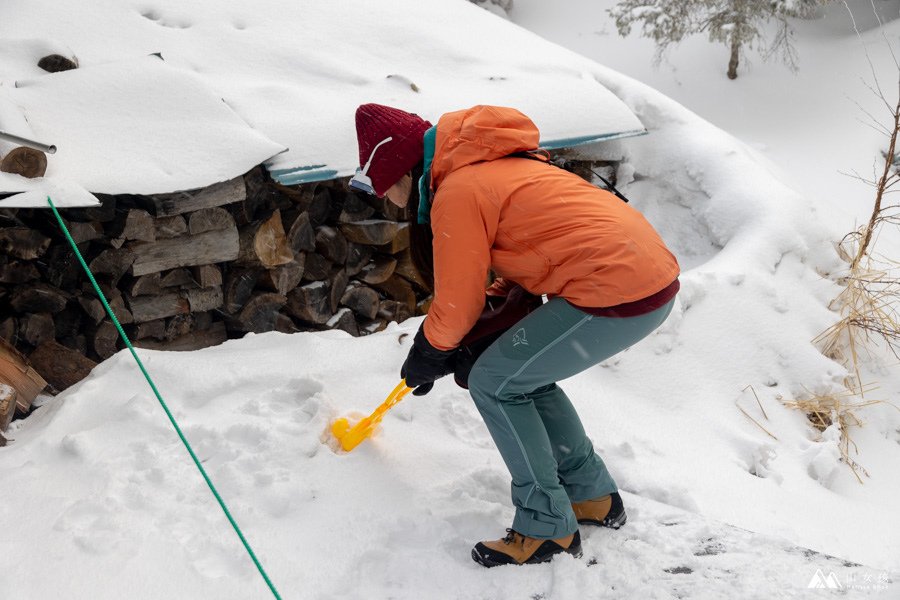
[
  {"x1": 0, "y1": 166, "x2": 431, "y2": 394},
  {"x1": 0, "y1": 156, "x2": 616, "y2": 402}
]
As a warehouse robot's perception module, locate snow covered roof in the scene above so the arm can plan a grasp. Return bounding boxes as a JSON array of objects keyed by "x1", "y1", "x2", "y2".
[
  {"x1": 0, "y1": 0, "x2": 646, "y2": 207},
  {"x1": 0, "y1": 56, "x2": 285, "y2": 207}
]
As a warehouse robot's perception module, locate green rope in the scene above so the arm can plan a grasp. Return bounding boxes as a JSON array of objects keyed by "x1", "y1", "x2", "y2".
[{"x1": 47, "y1": 196, "x2": 283, "y2": 600}]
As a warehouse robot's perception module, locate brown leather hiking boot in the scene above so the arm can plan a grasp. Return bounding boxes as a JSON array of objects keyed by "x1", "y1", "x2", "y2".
[
  {"x1": 471, "y1": 529, "x2": 582, "y2": 568},
  {"x1": 571, "y1": 491, "x2": 627, "y2": 529}
]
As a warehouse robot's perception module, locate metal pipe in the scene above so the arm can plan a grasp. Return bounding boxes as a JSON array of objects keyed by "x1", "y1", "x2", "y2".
[{"x1": 0, "y1": 130, "x2": 56, "y2": 154}]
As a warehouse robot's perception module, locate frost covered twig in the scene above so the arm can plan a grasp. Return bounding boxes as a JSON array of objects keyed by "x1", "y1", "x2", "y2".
[{"x1": 737, "y1": 385, "x2": 779, "y2": 441}]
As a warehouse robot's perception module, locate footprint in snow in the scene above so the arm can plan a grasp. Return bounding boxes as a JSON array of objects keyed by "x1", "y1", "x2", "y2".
[
  {"x1": 438, "y1": 395, "x2": 493, "y2": 449},
  {"x1": 732, "y1": 438, "x2": 783, "y2": 483},
  {"x1": 237, "y1": 377, "x2": 325, "y2": 422},
  {"x1": 224, "y1": 422, "x2": 272, "y2": 448},
  {"x1": 430, "y1": 467, "x2": 510, "y2": 512},
  {"x1": 53, "y1": 498, "x2": 133, "y2": 557},
  {"x1": 139, "y1": 10, "x2": 193, "y2": 29},
  {"x1": 631, "y1": 482, "x2": 700, "y2": 513},
  {"x1": 169, "y1": 521, "x2": 249, "y2": 580}
]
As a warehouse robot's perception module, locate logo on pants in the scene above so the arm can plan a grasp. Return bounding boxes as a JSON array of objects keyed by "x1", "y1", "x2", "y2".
[{"x1": 512, "y1": 328, "x2": 529, "y2": 347}]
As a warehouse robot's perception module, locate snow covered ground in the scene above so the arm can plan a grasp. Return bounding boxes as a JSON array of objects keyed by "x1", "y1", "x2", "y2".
[
  {"x1": 1, "y1": 329, "x2": 893, "y2": 599},
  {"x1": 2, "y1": 1, "x2": 899, "y2": 599}
]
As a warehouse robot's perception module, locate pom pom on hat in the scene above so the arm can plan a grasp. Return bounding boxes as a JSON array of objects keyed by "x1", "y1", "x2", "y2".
[{"x1": 355, "y1": 104, "x2": 432, "y2": 197}]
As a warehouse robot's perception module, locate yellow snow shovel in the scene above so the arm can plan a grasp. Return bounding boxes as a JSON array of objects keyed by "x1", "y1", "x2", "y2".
[{"x1": 331, "y1": 380, "x2": 414, "y2": 452}]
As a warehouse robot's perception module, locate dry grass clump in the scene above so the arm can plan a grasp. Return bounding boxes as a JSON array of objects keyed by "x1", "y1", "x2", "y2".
[
  {"x1": 815, "y1": 242, "x2": 900, "y2": 386},
  {"x1": 801, "y1": 235, "x2": 900, "y2": 483},
  {"x1": 786, "y1": 21, "x2": 900, "y2": 483},
  {"x1": 781, "y1": 384, "x2": 889, "y2": 483}
]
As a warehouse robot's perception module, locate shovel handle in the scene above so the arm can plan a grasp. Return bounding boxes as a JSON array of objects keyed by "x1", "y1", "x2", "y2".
[{"x1": 373, "y1": 380, "x2": 413, "y2": 416}]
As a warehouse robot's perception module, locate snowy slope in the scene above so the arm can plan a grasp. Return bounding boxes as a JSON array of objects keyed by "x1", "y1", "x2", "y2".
[
  {"x1": 1, "y1": 1, "x2": 899, "y2": 598},
  {"x1": 1, "y1": 329, "x2": 894, "y2": 599}
]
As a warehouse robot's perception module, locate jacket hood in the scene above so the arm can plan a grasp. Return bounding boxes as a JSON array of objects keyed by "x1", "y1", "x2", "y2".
[{"x1": 430, "y1": 105, "x2": 540, "y2": 189}]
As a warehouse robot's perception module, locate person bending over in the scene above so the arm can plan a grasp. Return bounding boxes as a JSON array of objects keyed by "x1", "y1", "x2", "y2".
[{"x1": 350, "y1": 103, "x2": 679, "y2": 567}]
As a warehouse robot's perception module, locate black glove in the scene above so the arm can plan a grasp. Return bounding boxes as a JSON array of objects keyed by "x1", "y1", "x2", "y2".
[{"x1": 401, "y1": 327, "x2": 456, "y2": 396}]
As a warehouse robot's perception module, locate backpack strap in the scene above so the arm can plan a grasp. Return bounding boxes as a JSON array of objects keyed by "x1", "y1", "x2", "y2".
[
  {"x1": 509, "y1": 150, "x2": 629, "y2": 203},
  {"x1": 589, "y1": 168, "x2": 630, "y2": 204}
]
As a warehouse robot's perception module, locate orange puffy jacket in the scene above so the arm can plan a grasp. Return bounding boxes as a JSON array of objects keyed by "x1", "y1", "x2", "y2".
[{"x1": 422, "y1": 106, "x2": 680, "y2": 351}]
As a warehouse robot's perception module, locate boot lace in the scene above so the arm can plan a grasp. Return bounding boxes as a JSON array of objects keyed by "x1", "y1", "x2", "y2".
[{"x1": 502, "y1": 529, "x2": 524, "y2": 546}]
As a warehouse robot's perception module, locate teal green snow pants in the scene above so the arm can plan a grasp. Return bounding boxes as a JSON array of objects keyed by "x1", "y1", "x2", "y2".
[{"x1": 468, "y1": 296, "x2": 675, "y2": 539}]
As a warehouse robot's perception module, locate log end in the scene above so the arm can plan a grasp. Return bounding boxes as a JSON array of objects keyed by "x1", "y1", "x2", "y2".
[{"x1": 0, "y1": 147, "x2": 48, "y2": 179}]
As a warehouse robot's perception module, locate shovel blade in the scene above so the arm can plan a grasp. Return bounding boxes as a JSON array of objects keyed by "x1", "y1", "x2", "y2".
[
  {"x1": 331, "y1": 417, "x2": 350, "y2": 440},
  {"x1": 331, "y1": 416, "x2": 375, "y2": 451},
  {"x1": 330, "y1": 380, "x2": 412, "y2": 452}
]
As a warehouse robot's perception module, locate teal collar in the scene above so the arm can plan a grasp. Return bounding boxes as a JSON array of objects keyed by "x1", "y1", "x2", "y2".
[{"x1": 417, "y1": 126, "x2": 437, "y2": 225}]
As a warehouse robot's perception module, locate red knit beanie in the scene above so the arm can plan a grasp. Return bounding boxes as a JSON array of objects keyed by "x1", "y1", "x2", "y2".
[{"x1": 355, "y1": 104, "x2": 432, "y2": 197}]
